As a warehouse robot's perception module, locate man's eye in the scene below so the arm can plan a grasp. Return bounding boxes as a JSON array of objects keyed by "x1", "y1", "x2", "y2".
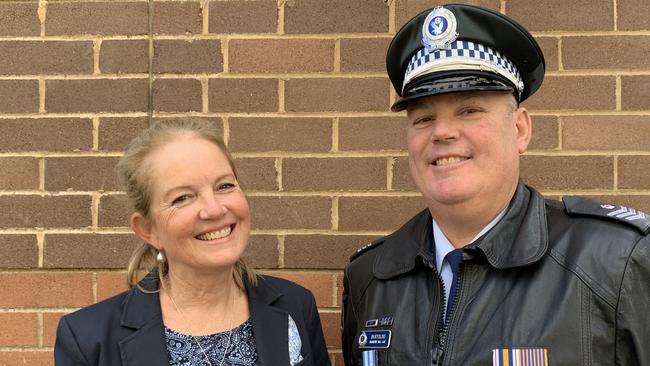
[
  {"x1": 171, "y1": 194, "x2": 190, "y2": 205},
  {"x1": 461, "y1": 107, "x2": 481, "y2": 115},
  {"x1": 413, "y1": 117, "x2": 433, "y2": 126}
]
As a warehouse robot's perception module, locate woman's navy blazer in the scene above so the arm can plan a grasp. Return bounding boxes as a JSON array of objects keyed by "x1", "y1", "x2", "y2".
[{"x1": 54, "y1": 274, "x2": 331, "y2": 366}]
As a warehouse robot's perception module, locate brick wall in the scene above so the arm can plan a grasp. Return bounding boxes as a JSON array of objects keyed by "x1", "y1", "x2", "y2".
[{"x1": 1, "y1": 0, "x2": 648, "y2": 364}]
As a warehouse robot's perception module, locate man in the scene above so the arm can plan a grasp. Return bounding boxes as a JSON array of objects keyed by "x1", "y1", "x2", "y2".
[{"x1": 342, "y1": 4, "x2": 650, "y2": 366}]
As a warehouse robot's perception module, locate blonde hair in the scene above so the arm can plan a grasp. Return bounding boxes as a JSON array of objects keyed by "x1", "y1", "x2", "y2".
[{"x1": 117, "y1": 118, "x2": 257, "y2": 291}]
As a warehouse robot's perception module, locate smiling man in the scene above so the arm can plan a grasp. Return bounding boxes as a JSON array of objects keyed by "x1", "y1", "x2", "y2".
[{"x1": 341, "y1": 4, "x2": 650, "y2": 366}]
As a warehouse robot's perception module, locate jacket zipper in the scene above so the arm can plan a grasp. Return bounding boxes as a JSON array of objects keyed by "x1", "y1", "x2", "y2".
[
  {"x1": 425, "y1": 258, "x2": 445, "y2": 366},
  {"x1": 434, "y1": 261, "x2": 465, "y2": 366}
]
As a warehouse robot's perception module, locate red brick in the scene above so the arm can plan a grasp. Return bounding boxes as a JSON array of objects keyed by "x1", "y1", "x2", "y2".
[
  {"x1": 100, "y1": 40, "x2": 148, "y2": 74},
  {"x1": 45, "y1": 157, "x2": 121, "y2": 191},
  {"x1": 285, "y1": 0, "x2": 387, "y2": 34},
  {"x1": 529, "y1": 115, "x2": 559, "y2": 150},
  {"x1": 43, "y1": 312, "x2": 66, "y2": 347},
  {"x1": 98, "y1": 194, "x2": 131, "y2": 228},
  {"x1": 395, "y1": 0, "x2": 499, "y2": 28},
  {"x1": 0, "y1": 41, "x2": 93, "y2": 75},
  {"x1": 618, "y1": 0, "x2": 650, "y2": 30},
  {"x1": 339, "y1": 117, "x2": 407, "y2": 151},
  {"x1": 229, "y1": 117, "x2": 332, "y2": 153},
  {"x1": 43, "y1": 233, "x2": 139, "y2": 269},
  {"x1": 522, "y1": 76, "x2": 615, "y2": 111},
  {"x1": 0, "y1": 235, "x2": 37, "y2": 269},
  {"x1": 0, "y1": 195, "x2": 91, "y2": 228},
  {"x1": 0, "y1": 80, "x2": 38, "y2": 113},
  {"x1": 618, "y1": 156, "x2": 650, "y2": 189},
  {"x1": 248, "y1": 196, "x2": 331, "y2": 230},
  {"x1": 536, "y1": 37, "x2": 559, "y2": 72},
  {"x1": 506, "y1": 0, "x2": 613, "y2": 31},
  {"x1": 586, "y1": 195, "x2": 650, "y2": 214},
  {"x1": 318, "y1": 311, "x2": 341, "y2": 347},
  {"x1": 208, "y1": 78, "x2": 278, "y2": 112},
  {"x1": 285, "y1": 78, "x2": 390, "y2": 112},
  {"x1": 0, "y1": 313, "x2": 37, "y2": 346},
  {"x1": 284, "y1": 235, "x2": 378, "y2": 270},
  {"x1": 520, "y1": 156, "x2": 614, "y2": 190},
  {"x1": 0, "y1": 272, "x2": 92, "y2": 307},
  {"x1": 338, "y1": 196, "x2": 425, "y2": 231},
  {"x1": 46, "y1": 2, "x2": 148, "y2": 36},
  {"x1": 153, "y1": 40, "x2": 222, "y2": 74},
  {"x1": 208, "y1": 0, "x2": 277, "y2": 34},
  {"x1": 340, "y1": 38, "x2": 392, "y2": 72},
  {"x1": 264, "y1": 270, "x2": 336, "y2": 307},
  {"x1": 153, "y1": 1, "x2": 203, "y2": 35},
  {"x1": 0, "y1": 118, "x2": 93, "y2": 152},
  {"x1": 392, "y1": 156, "x2": 417, "y2": 191},
  {"x1": 233, "y1": 158, "x2": 278, "y2": 191},
  {"x1": 98, "y1": 117, "x2": 149, "y2": 151},
  {"x1": 152, "y1": 79, "x2": 202, "y2": 112},
  {"x1": 562, "y1": 115, "x2": 650, "y2": 151},
  {"x1": 46, "y1": 79, "x2": 148, "y2": 113},
  {"x1": 243, "y1": 235, "x2": 279, "y2": 269},
  {"x1": 282, "y1": 158, "x2": 387, "y2": 191},
  {"x1": 0, "y1": 3, "x2": 40, "y2": 36},
  {"x1": 336, "y1": 274, "x2": 344, "y2": 307},
  {"x1": 229, "y1": 39, "x2": 334, "y2": 73},
  {"x1": 0, "y1": 157, "x2": 39, "y2": 190},
  {"x1": 563, "y1": 36, "x2": 650, "y2": 70},
  {"x1": 0, "y1": 352, "x2": 53, "y2": 366},
  {"x1": 96, "y1": 271, "x2": 128, "y2": 302},
  {"x1": 621, "y1": 76, "x2": 650, "y2": 111}
]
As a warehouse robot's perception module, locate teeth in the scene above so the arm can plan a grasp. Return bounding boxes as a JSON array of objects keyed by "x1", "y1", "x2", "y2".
[
  {"x1": 196, "y1": 226, "x2": 232, "y2": 241},
  {"x1": 435, "y1": 157, "x2": 467, "y2": 166}
]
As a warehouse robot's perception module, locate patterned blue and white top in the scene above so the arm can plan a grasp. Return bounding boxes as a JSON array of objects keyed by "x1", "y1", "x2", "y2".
[{"x1": 165, "y1": 316, "x2": 303, "y2": 366}]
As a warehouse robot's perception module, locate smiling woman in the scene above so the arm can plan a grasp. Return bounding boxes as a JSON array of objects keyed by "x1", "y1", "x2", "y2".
[{"x1": 53, "y1": 118, "x2": 331, "y2": 366}]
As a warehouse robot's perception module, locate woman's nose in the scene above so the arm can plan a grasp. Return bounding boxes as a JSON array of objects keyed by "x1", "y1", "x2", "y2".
[{"x1": 198, "y1": 195, "x2": 226, "y2": 220}]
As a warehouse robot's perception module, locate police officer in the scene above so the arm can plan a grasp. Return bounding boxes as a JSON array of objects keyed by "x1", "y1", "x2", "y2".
[{"x1": 342, "y1": 4, "x2": 650, "y2": 366}]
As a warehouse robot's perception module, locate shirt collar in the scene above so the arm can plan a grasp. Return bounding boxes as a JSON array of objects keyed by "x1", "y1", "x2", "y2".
[{"x1": 433, "y1": 207, "x2": 508, "y2": 272}]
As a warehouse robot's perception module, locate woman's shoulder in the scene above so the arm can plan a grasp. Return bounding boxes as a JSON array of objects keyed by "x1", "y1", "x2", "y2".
[
  {"x1": 60, "y1": 288, "x2": 135, "y2": 326},
  {"x1": 254, "y1": 274, "x2": 315, "y2": 301}
]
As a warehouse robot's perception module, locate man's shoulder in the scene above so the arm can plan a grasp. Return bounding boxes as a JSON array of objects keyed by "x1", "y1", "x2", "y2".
[{"x1": 559, "y1": 196, "x2": 650, "y2": 235}]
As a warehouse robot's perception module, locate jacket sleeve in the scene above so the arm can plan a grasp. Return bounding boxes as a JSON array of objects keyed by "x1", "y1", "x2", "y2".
[
  {"x1": 341, "y1": 268, "x2": 358, "y2": 366},
  {"x1": 54, "y1": 316, "x2": 90, "y2": 366},
  {"x1": 305, "y1": 290, "x2": 331, "y2": 366},
  {"x1": 615, "y1": 234, "x2": 650, "y2": 365}
]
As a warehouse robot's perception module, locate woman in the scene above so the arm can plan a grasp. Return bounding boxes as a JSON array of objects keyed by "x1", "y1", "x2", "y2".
[{"x1": 54, "y1": 118, "x2": 330, "y2": 366}]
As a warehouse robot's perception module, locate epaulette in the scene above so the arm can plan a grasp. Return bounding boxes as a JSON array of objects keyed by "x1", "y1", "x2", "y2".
[
  {"x1": 563, "y1": 196, "x2": 650, "y2": 235},
  {"x1": 350, "y1": 238, "x2": 385, "y2": 262}
]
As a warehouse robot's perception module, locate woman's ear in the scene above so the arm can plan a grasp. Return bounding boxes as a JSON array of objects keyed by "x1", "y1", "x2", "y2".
[{"x1": 130, "y1": 212, "x2": 161, "y2": 250}]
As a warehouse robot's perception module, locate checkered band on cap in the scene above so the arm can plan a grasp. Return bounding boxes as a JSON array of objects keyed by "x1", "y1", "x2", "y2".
[{"x1": 403, "y1": 40, "x2": 524, "y2": 96}]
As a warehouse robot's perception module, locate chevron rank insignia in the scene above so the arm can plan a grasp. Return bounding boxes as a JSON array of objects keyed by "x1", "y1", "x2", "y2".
[{"x1": 563, "y1": 196, "x2": 650, "y2": 234}]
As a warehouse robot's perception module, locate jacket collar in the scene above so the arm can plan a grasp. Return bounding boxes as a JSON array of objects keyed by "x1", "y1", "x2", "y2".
[
  {"x1": 118, "y1": 273, "x2": 169, "y2": 365},
  {"x1": 116, "y1": 273, "x2": 293, "y2": 366},
  {"x1": 246, "y1": 276, "x2": 291, "y2": 366},
  {"x1": 373, "y1": 181, "x2": 549, "y2": 279}
]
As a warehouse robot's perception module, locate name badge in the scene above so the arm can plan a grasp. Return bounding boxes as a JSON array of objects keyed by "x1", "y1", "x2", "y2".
[{"x1": 358, "y1": 330, "x2": 391, "y2": 349}]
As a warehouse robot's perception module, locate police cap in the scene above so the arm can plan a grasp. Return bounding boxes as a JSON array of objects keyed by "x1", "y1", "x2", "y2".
[{"x1": 387, "y1": 4, "x2": 545, "y2": 111}]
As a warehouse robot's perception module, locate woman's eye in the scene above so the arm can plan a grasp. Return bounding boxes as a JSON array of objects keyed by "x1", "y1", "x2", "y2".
[
  {"x1": 171, "y1": 194, "x2": 191, "y2": 205},
  {"x1": 217, "y1": 182, "x2": 237, "y2": 191}
]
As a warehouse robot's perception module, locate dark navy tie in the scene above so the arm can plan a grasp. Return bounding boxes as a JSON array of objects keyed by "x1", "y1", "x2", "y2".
[{"x1": 445, "y1": 248, "x2": 463, "y2": 322}]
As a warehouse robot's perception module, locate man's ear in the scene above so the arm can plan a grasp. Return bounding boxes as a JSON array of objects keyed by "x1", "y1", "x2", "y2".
[
  {"x1": 514, "y1": 106, "x2": 532, "y2": 154},
  {"x1": 130, "y1": 212, "x2": 161, "y2": 250}
]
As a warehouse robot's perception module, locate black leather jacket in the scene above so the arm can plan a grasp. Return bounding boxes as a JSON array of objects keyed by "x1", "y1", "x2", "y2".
[{"x1": 342, "y1": 183, "x2": 650, "y2": 365}]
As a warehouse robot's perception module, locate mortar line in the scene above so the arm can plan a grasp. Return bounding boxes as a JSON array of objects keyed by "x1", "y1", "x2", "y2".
[
  {"x1": 92, "y1": 116, "x2": 100, "y2": 151},
  {"x1": 38, "y1": 78, "x2": 46, "y2": 113},
  {"x1": 278, "y1": 235, "x2": 285, "y2": 268},
  {"x1": 37, "y1": 231, "x2": 45, "y2": 268},
  {"x1": 147, "y1": 0, "x2": 154, "y2": 126},
  {"x1": 331, "y1": 117, "x2": 339, "y2": 152}
]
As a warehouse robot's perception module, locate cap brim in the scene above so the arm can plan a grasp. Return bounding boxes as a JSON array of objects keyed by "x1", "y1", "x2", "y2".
[{"x1": 391, "y1": 72, "x2": 516, "y2": 112}]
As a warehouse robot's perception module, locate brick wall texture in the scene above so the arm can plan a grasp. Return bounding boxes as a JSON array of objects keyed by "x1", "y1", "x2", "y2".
[{"x1": 1, "y1": 0, "x2": 649, "y2": 364}]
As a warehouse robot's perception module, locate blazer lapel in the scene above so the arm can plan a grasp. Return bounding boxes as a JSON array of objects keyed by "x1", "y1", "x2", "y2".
[
  {"x1": 247, "y1": 278, "x2": 290, "y2": 366},
  {"x1": 118, "y1": 277, "x2": 169, "y2": 366}
]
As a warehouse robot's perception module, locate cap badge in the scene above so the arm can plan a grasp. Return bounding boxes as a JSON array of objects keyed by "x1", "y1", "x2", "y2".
[{"x1": 422, "y1": 7, "x2": 458, "y2": 52}]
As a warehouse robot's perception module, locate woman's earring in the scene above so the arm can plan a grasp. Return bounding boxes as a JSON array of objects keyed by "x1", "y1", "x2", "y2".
[{"x1": 156, "y1": 251, "x2": 166, "y2": 263}]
